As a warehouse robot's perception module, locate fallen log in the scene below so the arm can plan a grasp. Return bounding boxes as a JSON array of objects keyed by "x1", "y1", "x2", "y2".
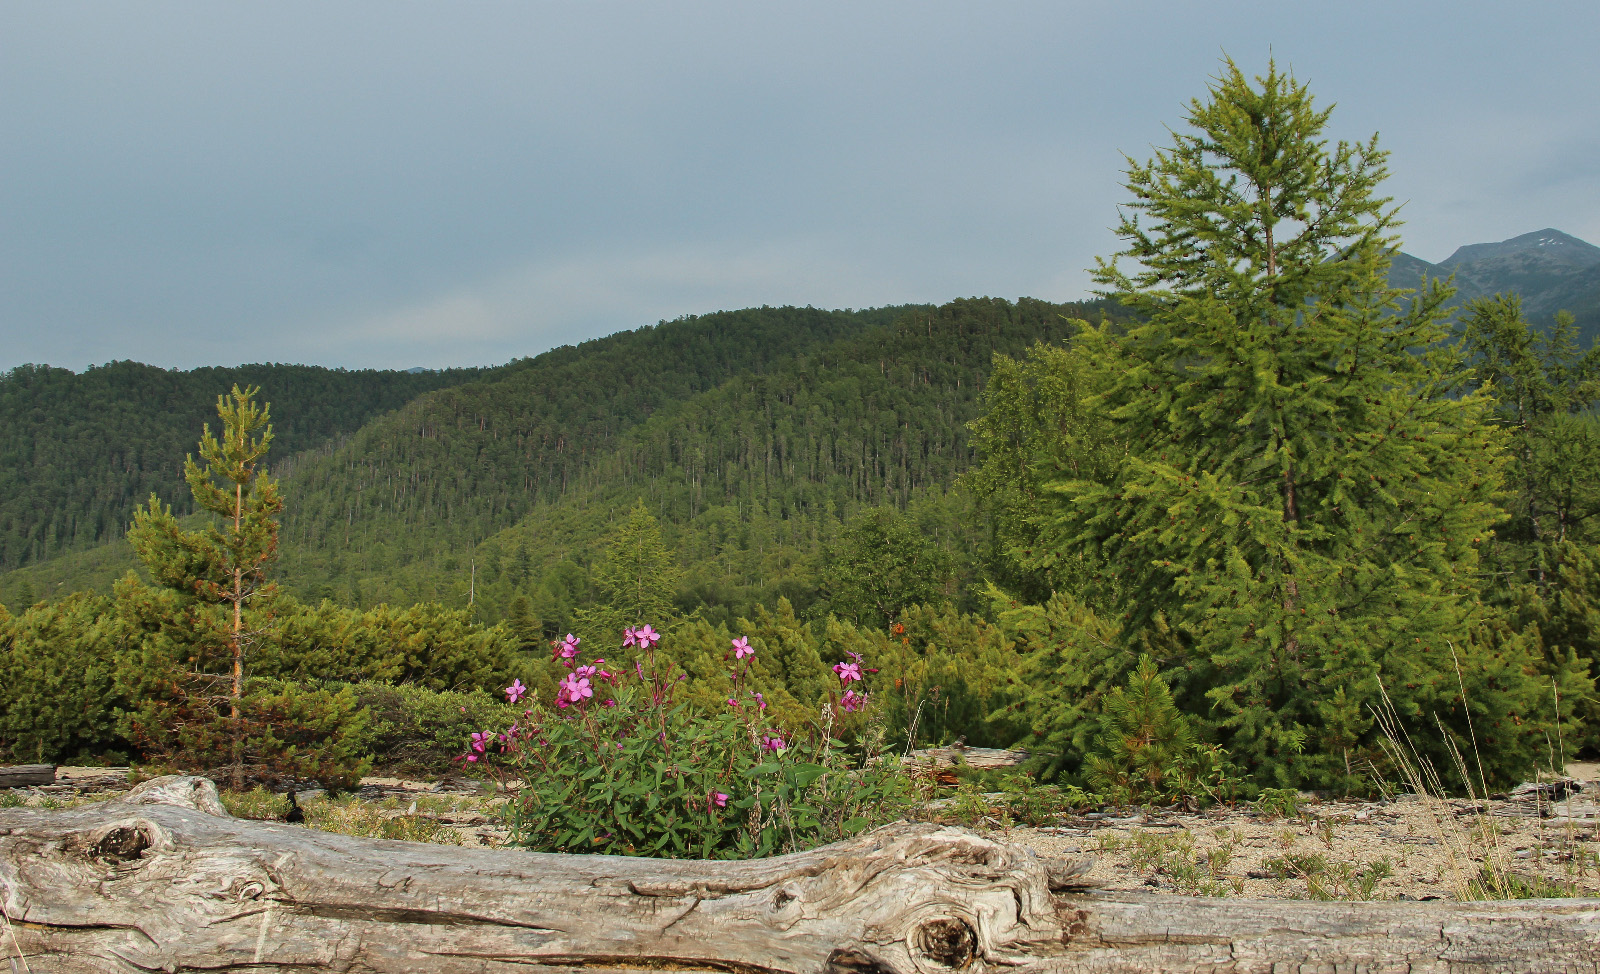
[
  {"x1": 2, "y1": 776, "x2": 1598, "y2": 974},
  {"x1": 902, "y1": 746, "x2": 1028, "y2": 786},
  {"x1": 0, "y1": 764, "x2": 55, "y2": 788}
]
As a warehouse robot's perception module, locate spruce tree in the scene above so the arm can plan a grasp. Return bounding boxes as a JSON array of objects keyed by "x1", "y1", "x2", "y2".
[
  {"x1": 577, "y1": 500, "x2": 684, "y2": 644},
  {"x1": 1043, "y1": 60, "x2": 1581, "y2": 789},
  {"x1": 127, "y1": 385, "x2": 283, "y2": 790}
]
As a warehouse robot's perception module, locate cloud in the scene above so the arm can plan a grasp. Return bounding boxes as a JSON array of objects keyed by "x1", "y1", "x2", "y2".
[{"x1": 303, "y1": 237, "x2": 924, "y2": 369}]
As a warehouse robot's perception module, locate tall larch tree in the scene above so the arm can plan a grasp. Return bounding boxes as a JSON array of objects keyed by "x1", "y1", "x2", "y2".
[{"x1": 1041, "y1": 59, "x2": 1585, "y2": 789}]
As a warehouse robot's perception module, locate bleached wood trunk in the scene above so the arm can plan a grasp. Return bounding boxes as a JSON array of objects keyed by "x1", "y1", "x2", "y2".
[
  {"x1": 0, "y1": 765, "x2": 55, "y2": 788},
  {"x1": 2, "y1": 776, "x2": 1598, "y2": 974}
]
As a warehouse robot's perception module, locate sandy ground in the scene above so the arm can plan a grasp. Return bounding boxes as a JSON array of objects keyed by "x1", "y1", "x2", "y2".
[
  {"x1": 16, "y1": 764, "x2": 1600, "y2": 900},
  {"x1": 1005, "y1": 787, "x2": 1599, "y2": 899}
]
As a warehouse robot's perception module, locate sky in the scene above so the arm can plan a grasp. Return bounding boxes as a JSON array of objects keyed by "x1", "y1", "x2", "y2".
[{"x1": 2, "y1": 1, "x2": 1596, "y2": 372}]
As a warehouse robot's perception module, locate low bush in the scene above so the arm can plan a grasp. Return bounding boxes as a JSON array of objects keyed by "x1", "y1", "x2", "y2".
[
  {"x1": 472, "y1": 625, "x2": 915, "y2": 859},
  {"x1": 348, "y1": 681, "x2": 519, "y2": 775}
]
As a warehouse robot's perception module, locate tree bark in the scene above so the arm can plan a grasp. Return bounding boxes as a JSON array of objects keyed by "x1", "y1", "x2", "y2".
[
  {"x1": 3, "y1": 776, "x2": 1597, "y2": 974},
  {"x1": 0, "y1": 765, "x2": 55, "y2": 788}
]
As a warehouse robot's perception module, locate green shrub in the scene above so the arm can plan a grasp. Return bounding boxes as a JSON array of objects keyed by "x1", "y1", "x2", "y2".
[
  {"x1": 1085, "y1": 656, "x2": 1239, "y2": 806},
  {"x1": 260, "y1": 598, "x2": 516, "y2": 690},
  {"x1": 349, "y1": 681, "x2": 518, "y2": 775},
  {"x1": 0, "y1": 593, "x2": 132, "y2": 763}
]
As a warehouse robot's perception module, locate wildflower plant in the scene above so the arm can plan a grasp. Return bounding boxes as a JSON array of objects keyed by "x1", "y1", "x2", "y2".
[{"x1": 468, "y1": 625, "x2": 912, "y2": 859}]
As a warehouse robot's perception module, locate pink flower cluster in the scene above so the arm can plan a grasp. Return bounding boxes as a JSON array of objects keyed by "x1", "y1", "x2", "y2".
[
  {"x1": 833, "y1": 650, "x2": 868, "y2": 712},
  {"x1": 622, "y1": 624, "x2": 661, "y2": 649}
]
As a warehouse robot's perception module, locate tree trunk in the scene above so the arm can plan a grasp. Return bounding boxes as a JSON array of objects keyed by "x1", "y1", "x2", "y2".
[
  {"x1": 0, "y1": 765, "x2": 55, "y2": 788},
  {"x1": 3, "y1": 776, "x2": 1597, "y2": 974}
]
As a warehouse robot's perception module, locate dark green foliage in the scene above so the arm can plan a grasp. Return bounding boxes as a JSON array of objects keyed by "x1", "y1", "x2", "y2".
[
  {"x1": 418, "y1": 297, "x2": 1121, "y2": 633},
  {"x1": 996, "y1": 589, "x2": 1126, "y2": 781},
  {"x1": 272, "y1": 305, "x2": 920, "y2": 597},
  {"x1": 0, "y1": 360, "x2": 474, "y2": 572},
  {"x1": 983, "y1": 60, "x2": 1588, "y2": 791},
  {"x1": 1085, "y1": 656, "x2": 1236, "y2": 805},
  {"x1": 227, "y1": 681, "x2": 374, "y2": 791},
  {"x1": 1455, "y1": 297, "x2": 1600, "y2": 588},
  {"x1": 345, "y1": 681, "x2": 517, "y2": 776},
  {"x1": 0, "y1": 593, "x2": 131, "y2": 763},
  {"x1": 260, "y1": 598, "x2": 514, "y2": 691},
  {"x1": 820, "y1": 506, "x2": 956, "y2": 629},
  {"x1": 966, "y1": 338, "x2": 1124, "y2": 603},
  {"x1": 574, "y1": 500, "x2": 684, "y2": 642},
  {"x1": 863, "y1": 604, "x2": 1026, "y2": 750}
]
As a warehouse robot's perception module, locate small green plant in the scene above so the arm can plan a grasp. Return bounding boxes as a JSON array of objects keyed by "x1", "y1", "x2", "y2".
[
  {"x1": 1254, "y1": 788, "x2": 1301, "y2": 819},
  {"x1": 1100, "y1": 829, "x2": 1240, "y2": 896},
  {"x1": 1084, "y1": 657, "x2": 1241, "y2": 807},
  {"x1": 948, "y1": 783, "x2": 1004, "y2": 827},
  {"x1": 1468, "y1": 865, "x2": 1580, "y2": 900},
  {"x1": 1264, "y1": 852, "x2": 1393, "y2": 900},
  {"x1": 0, "y1": 791, "x2": 22, "y2": 809},
  {"x1": 220, "y1": 785, "x2": 291, "y2": 820}
]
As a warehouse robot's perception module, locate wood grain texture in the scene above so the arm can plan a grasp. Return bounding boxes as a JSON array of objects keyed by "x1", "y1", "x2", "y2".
[
  {"x1": 2, "y1": 775, "x2": 1597, "y2": 974},
  {"x1": 0, "y1": 765, "x2": 55, "y2": 788}
]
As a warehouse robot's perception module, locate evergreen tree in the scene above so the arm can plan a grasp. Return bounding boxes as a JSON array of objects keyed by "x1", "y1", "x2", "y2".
[
  {"x1": 820, "y1": 507, "x2": 955, "y2": 629},
  {"x1": 1085, "y1": 656, "x2": 1199, "y2": 804},
  {"x1": 1038, "y1": 59, "x2": 1582, "y2": 789},
  {"x1": 577, "y1": 500, "x2": 684, "y2": 644},
  {"x1": 126, "y1": 386, "x2": 284, "y2": 789},
  {"x1": 1456, "y1": 298, "x2": 1600, "y2": 588}
]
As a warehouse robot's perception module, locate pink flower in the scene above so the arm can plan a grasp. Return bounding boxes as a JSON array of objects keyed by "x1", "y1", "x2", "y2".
[
  {"x1": 711, "y1": 791, "x2": 729, "y2": 809},
  {"x1": 636, "y1": 624, "x2": 661, "y2": 649},
  {"x1": 732, "y1": 636, "x2": 753, "y2": 659},
  {"x1": 727, "y1": 697, "x2": 739, "y2": 708},
  {"x1": 840, "y1": 688, "x2": 865, "y2": 713},
  {"x1": 556, "y1": 633, "x2": 581, "y2": 659},
  {"x1": 622, "y1": 626, "x2": 639, "y2": 648},
  {"x1": 604, "y1": 698, "x2": 617, "y2": 707},
  {"x1": 557, "y1": 674, "x2": 593, "y2": 708},
  {"x1": 754, "y1": 692, "x2": 766, "y2": 710},
  {"x1": 575, "y1": 664, "x2": 598, "y2": 680},
  {"x1": 505, "y1": 679, "x2": 527, "y2": 703},
  {"x1": 760, "y1": 734, "x2": 786, "y2": 752},
  {"x1": 466, "y1": 753, "x2": 479, "y2": 762},
  {"x1": 470, "y1": 730, "x2": 492, "y2": 753},
  {"x1": 832, "y1": 661, "x2": 863, "y2": 683}
]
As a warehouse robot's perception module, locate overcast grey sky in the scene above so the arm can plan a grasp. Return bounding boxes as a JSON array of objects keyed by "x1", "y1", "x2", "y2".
[{"x1": 3, "y1": 1, "x2": 1596, "y2": 372}]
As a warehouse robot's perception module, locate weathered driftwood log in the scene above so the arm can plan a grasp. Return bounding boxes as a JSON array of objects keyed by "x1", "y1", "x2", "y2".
[
  {"x1": 902, "y1": 746, "x2": 1028, "y2": 786},
  {"x1": 0, "y1": 764, "x2": 55, "y2": 788},
  {"x1": 3, "y1": 776, "x2": 1599, "y2": 974}
]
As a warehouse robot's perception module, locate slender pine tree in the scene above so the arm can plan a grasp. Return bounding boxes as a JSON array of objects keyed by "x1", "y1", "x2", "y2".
[{"x1": 127, "y1": 385, "x2": 282, "y2": 790}]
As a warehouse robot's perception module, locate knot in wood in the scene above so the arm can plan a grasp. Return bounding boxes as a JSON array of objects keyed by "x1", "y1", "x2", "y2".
[
  {"x1": 95, "y1": 825, "x2": 151, "y2": 862},
  {"x1": 911, "y1": 917, "x2": 976, "y2": 970}
]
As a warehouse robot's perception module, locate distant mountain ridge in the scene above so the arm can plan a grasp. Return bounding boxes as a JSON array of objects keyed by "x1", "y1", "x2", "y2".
[{"x1": 1389, "y1": 228, "x2": 1600, "y2": 344}]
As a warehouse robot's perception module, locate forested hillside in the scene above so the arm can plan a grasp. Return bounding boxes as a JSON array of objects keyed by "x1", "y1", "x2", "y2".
[
  {"x1": 0, "y1": 305, "x2": 924, "y2": 605},
  {"x1": 268, "y1": 305, "x2": 922, "y2": 594},
  {"x1": 330, "y1": 297, "x2": 1129, "y2": 625},
  {"x1": 0, "y1": 361, "x2": 480, "y2": 571}
]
